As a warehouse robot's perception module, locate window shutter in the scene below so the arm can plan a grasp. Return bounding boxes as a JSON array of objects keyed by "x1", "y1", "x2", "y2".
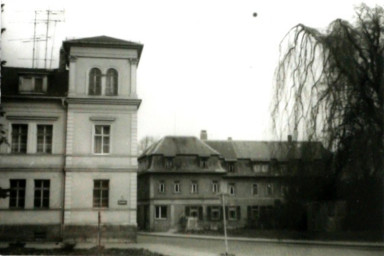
[
  {"x1": 185, "y1": 206, "x2": 190, "y2": 217},
  {"x1": 199, "y1": 206, "x2": 203, "y2": 220},
  {"x1": 207, "y1": 206, "x2": 211, "y2": 221},
  {"x1": 247, "y1": 206, "x2": 251, "y2": 220},
  {"x1": 237, "y1": 206, "x2": 241, "y2": 220}
]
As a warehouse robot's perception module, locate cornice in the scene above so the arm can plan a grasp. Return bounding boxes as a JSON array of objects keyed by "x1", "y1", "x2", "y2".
[
  {"x1": 66, "y1": 97, "x2": 142, "y2": 108},
  {"x1": 6, "y1": 115, "x2": 59, "y2": 121}
]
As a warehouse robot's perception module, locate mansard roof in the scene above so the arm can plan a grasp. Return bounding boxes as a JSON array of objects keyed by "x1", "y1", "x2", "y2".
[
  {"x1": 63, "y1": 35, "x2": 144, "y2": 58},
  {"x1": 1, "y1": 67, "x2": 68, "y2": 97},
  {"x1": 139, "y1": 136, "x2": 220, "y2": 159},
  {"x1": 205, "y1": 140, "x2": 328, "y2": 161}
]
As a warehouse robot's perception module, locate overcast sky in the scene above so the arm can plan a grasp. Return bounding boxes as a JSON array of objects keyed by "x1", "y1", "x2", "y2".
[{"x1": 1, "y1": 0, "x2": 382, "y2": 141}]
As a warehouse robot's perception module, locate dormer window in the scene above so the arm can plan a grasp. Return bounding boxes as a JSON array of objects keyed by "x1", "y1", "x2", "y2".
[
  {"x1": 19, "y1": 75, "x2": 47, "y2": 94},
  {"x1": 227, "y1": 162, "x2": 236, "y2": 173},
  {"x1": 199, "y1": 157, "x2": 208, "y2": 169},
  {"x1": 89, "y1": 68, "x2": 102, "y2": 95},
  {"x1": 164, "y1": 157, "x2": 173, "y2": 169}
]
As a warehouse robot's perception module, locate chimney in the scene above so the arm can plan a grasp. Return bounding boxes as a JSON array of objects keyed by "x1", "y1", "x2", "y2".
[
  {"x1": 200, "y1": 130, "x2": 207, "y2": 140},
  {"x1": 288, "y1": 135, "x2": 292, "y2": 143}
]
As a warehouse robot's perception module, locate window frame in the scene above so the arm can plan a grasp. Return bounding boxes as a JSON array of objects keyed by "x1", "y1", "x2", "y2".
[
  {"x1": 212, "y1": 181, "x2": 219, "y2": 193},
  {"x1": 227, "y1": 206, "x2": 238, "y2": 221},
  {"x1": 36, "y1": 124, "x2": 53, "y2": 154},
  {"x1": 93, "y1": 179, "x2": 109, "y2": 208},
  {"x1": 19, "y1": 75, "x2": 47, "y2": 94},
  {"x1": 106, "y1": 68, "x2": 118, "y2": 96},
  {"x1": 93, "y1": 124, "x2": 111, "y2": 155},
  {"x1": 9, "y1": 179, "x2": 26, "y2": 209},
  {"x1": 252, "y1": 183, "x2": 258, "y2": 196},
  {"x1": 155, "y1": 205, "x2": 168, "y2": 220},
  {"x1": 191, "y1": 181, "x2": 198, "y2": 194},
  {"x1": 11, "y1": 124, "x2": 28, "y2": 154},
  {"x1": 173, "y1": 181, "x2": 180, "y2": 193},
  {"x1": 158, "y1": 181, "x2": 166, "y2": 193},
  {"x1": 266, "y1": 183, "x2": 273, "y2": 196},
  {"x1": 88, "y1": 68, "x2": 102, "y2": 96},
  {"x1": 34, "y1": 179, "x2": 50, "y2": 208},
  {"x1": 228, "y1": 183, "x2": 236, "y2": 196},
  {"x1": 209, "y1": 206, "x2": 221, "y2": 221}
]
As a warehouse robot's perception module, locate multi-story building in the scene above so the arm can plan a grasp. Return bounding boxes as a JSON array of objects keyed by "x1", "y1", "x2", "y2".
[
  {"x1": 137, "y1": 132, "x2": 327, "y2": 232},
  {"x1": 0, "y1": 35, "x2": 143, "y2": 242}
]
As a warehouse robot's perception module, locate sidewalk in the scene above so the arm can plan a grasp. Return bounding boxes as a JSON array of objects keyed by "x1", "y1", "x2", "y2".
[{"x1": 138, "y1": 231, "x2": 384, "y2": 249}]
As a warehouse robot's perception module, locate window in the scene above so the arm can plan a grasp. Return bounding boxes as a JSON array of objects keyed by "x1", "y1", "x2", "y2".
[
  {"x1": 228, "y1": 183, "x2": 235, "y2": 196},
  {"x1": 37, "y1": 125, "x2": 52, "y2": 153},
  {"x1": 208, "y1": 206, "x2": 221, "y2": 221},
  {"x1": 155, "y1": 205, "x2": 167, "y2": 219},
  {"x1": 11, "y1": 124, "x2": 28, "y2": 153},
  {"x1": 199, "y1": 157, "x2": 208, "y2": 169},
  {"x1": 19, "y1": 76, "x2": 46, "y2": 93},
  {"x1": 252, "y1": 183, "x2": 258, "y2": 195},
  {"x1": 158, "y1": 181, "x2": 165, "y2": 193},
  {"x1": 212, "y1": 181, "x2": 219, "y2": 193},
  {"x1": 106, "y1": 68, "x2": 118, "y2": 96},
  {"x1": 94, "y1": 125, "x2": 110, "y2": 154},
  {"x1": 248, "y1": 206, "x2": 259, "y2": 220},
  {"x1": 266, "y1": 184, "x2": 273, "y2": 196},
  {"x1": 227, "y1": 162, "x2": 236, "y2": 172},
  {"x1": 185, "y1": 206, "x2": 203, "y2": 220},
  {"x1": 164, "y1": 157, "x2": 173, "y2": 169},
  {"x1": 253, "y1": 164, "x2": 269, "y2": 173},
  {"x1": 9, "y1": 179, "x2": 26, "y2": 208},
  {"x1": 93, "y1": 180, "x2": 109, "y2": 208},
  {"x1": 174, "y1": 181, "x2": 180, "y2": 193},
  {"x1": 281, "y1": 185, "x2": 288, "y2": 196},
  {"x1": 89, "y1": 68, "x2": 102, "y2": 95},
  {"x1": 226, "y1": 206, "x2": 240, "y2": 221},
  {"x1": 191, "y1": 181, "x2": 198, "y2": 194},
  {"x1": 34, "y1": 180, "x2": 50, "y2": 208}
]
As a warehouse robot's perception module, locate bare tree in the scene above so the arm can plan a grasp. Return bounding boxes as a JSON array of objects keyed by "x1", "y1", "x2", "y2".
[
  {"x1": 138, "y1": 136, "x2": 157, "y2": 155},
  {"x1": 272, "y1": 4, "x2": 384, "y2": 231}
]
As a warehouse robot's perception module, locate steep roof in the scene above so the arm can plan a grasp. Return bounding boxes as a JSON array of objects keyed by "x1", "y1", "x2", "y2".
[
  {"x1": 63, "y1": 35, "x2": 144, "y2": 59},
  {"x1": 139, "y1": 136, "x2": 220, "y2": 158},
  {"x1": 1, "y1": 67, "x2": 68, "y2": 97},
  {"x1": 205, "y1": 140, "x2": 327, "y2": 161}
]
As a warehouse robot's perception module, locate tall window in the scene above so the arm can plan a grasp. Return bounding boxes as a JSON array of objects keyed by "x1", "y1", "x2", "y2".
[
  {"x1": 228, "y1": 162, "x2": 236, "y2": 172},
  {"x1": 158, "y1": 181, "x2": 165, "y2": 193},
  {"x1": 252, "y1": 183, "x2": 258, "y2": 195},
  {"x1": 9, "y1": 179, "x2": 26, "y2": 208},
  {"x1": 11, "y1": 124, "x2": 28, "y2": 153},
  {"x1": 155, "y1": 205, "x2": 167, "y2": 219},
  {"x1": 106, "y1": 68, "x2": 118, "y2": 96},
  {"x1": 191, "y1": 181, "x2": 198, "y2": 194},
  {"x1": 212, "y1": 181, "x2": 219, "y2": 193},
  {"x1": 266, "y1": 183, "x2": 273, "y2": 196},
  {"x1": 37, "y1": 125, "x2": 52, "y2": 153},
  {"x1": 94, "y1": 125, "x2": 110, "y2": 154},
  {"x1": 89, "y1": 68, "x2": 102, "y2": 95},
  {"x1": 174, "y1": 181, "x2": 180, "y2": 193},
  {"x1": 228, "y1": 183, "x2": 236, "y2": 196},
  {"x1": 34, "y1": 180, "x2": 50, "y2": 208},
  {"x1": 93, "y1": 180, "x2": 109, "y2": 208}
]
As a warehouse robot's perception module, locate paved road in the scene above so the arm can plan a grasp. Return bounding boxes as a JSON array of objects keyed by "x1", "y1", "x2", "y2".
[{"x1": 137, "y1": 234, "x2": 384, "y2": 256}]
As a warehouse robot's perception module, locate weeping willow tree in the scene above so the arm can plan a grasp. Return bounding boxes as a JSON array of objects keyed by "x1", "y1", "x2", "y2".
[{"x1": 272, "y1": 4, "x2": 384, "y2": 231}]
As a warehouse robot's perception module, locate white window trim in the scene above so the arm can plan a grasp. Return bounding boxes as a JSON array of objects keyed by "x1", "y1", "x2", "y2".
[
  {"x1": 36, "y1": 124, "x2": 54, "y2": 154},
  {"x1": 92, "y1": 123, "x2": 113, "y2": 155},
  {"x1": 228, "y1": 206, "x2": 237, "y2": 221},
  {"x1": 210, "y1": 206, "x2": 220, "y2": 221},
  {"x1": 191, "y1": 182, "x2": 198, "y2": 194},
  {"x1": 86, "y1": 67, "x2": 120, "y2": 96},
  {"x1": 174, "y1": 181, "x2": 180, "y2": 193},
  {"x1": 212, "y1": 181, "x2": 219, "y2": 193},
  {"x1": 228, "y1": 183, "x2": 236, "y2": 196},
  {"x1": 158, "y1": 182, "x2": 165, "y2": 193}
]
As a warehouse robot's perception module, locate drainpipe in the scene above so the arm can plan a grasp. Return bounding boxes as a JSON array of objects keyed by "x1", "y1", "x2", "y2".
[{"x1": 61, "y1": 97, "x2": 67, "y2": 241}]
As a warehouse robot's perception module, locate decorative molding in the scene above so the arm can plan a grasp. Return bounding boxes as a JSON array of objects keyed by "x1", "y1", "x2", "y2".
[
  {"x1": 6, "y1": 115, "x2": 59, "y2": 121},
  {"x1": 69, "y1": 56, "x2": 77, "y2": 62},
  {"x1": 89, "y1": 116, "x2": 116, "y2": 122},
  {"x1": 64, "y1": 168, "x2": 138, "y2": 173},
  {"x1": 129, "y1": 58, "x2": 138, "y2": 65},
  {"x1": 67, "y1": 97, "x2": 141, "y2": 107}
]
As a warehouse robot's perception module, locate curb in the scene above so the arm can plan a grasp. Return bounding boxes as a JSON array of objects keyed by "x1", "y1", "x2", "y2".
[{"x1": 138, "y1": 232, "x2": 384, "y2": 249}]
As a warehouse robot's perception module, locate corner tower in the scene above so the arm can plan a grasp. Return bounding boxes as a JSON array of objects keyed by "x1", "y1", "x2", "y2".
[{"x1": 62, "y1": 36, "x2": 143, "y2": 242}]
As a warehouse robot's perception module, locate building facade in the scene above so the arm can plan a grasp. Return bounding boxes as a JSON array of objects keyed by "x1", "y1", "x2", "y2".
[
  {"x1": 137, "y1": 132, "x2": 328, "y2": 232},
  {"x1": 0, "y1": 36, "x2": 143, "y2": 242}
]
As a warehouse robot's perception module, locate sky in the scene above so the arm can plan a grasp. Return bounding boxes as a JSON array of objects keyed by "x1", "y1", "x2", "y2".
[{"x1": 1, "y1": 0, "x2": 382, "y2": 141}]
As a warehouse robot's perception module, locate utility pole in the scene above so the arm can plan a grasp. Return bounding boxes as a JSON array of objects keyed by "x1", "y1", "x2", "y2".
[{"x1": 220, "y1": 193, "x2": 230, "y2": 256}]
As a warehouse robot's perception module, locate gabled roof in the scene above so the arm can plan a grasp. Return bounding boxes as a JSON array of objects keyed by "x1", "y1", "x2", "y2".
[
  {"x1": 1, "y1": 67, "x2": 68, "y2": 97},
  {"x1": 205, "y1": 140, "x2": 327, "y2": 161},
  {"x1": 139, "y1": 136, "x2": 220, "y2": 159},
  {"x1": 63, "y1": 35, "x2": 144, "y2": 59}
]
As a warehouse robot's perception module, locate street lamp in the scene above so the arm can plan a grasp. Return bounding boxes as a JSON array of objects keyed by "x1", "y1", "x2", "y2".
[{"x1": 219, "y1": 192, "x2": 234, "y2": 256}]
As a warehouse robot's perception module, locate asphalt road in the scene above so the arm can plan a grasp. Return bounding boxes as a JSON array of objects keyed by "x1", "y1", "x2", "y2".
[{"x1": 137, "y1": 234, "x2": 384, "y2": 256}]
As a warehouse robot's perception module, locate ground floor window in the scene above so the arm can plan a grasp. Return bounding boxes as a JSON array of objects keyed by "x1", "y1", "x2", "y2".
[
  {"x1": 207, "y1": 206, "x2": 221, "y2": 221},
  {"x1": 226, "y1": 206, "x2": 241, "y2": 221},
  {"x1": 248, "y1": 205, "x2": 259, "y2": 220},
  {"x1": 185, "y1": 206, "x2": 203, "y2": 220},
  {"x1": 155, "y1": 205, "x2": 167, "y2": 219},
  {"x1": 93, "y1": 179, "x2": 109, "y2": 208},
  {"x1": 34, "y1": 179, "x2": 50, "y2": 208}
]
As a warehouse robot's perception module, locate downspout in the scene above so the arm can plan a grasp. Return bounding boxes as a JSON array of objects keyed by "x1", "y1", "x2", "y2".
[{"x1": 61, "y1": 97, "x2": 67, "y2": 241}]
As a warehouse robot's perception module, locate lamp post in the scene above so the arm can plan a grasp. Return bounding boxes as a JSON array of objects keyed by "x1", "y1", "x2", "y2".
[{"x1": 220, "y1": 193, "x2": 229, "y2": 256}]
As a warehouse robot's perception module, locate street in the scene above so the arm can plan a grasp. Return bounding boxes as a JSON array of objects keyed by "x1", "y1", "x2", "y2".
[{"x1": 137, "y1": 234, "x2": 384, "y2": 256}]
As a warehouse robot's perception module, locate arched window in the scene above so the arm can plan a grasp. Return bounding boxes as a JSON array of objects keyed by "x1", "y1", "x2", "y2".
[
  {"x1": 89, "y1": 68, "x2": 101, "y2": 95},
  {"x1": 106, "y1": 68, "x2": 118, "y2": 96}
]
